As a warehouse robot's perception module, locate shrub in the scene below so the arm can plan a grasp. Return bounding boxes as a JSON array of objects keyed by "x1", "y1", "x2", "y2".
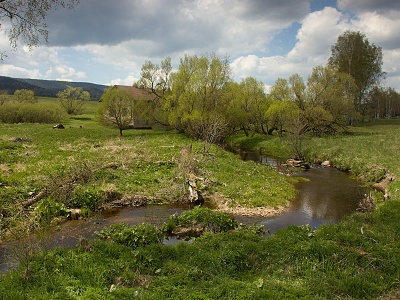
[
  {"x1": 33, "y1": 198, "x2": 69, "y2": 226},
  {"x1": 68, "y1": 185, "x2": 105, "y2": 211},
  {"x1": 95, "y1": 223, "x2": 164, "y2": 249},
  {"x1": 0, "y1": 102, "x2": 66, "y2": 123},
  {"x1": 162, "y1": 207, "x2": 238, "y2": 233}
]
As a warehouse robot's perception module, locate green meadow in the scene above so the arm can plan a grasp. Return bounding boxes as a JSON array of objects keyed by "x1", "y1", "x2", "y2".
[{"x1": 0, "y1": 99, "x2": 399, "y2": 299}]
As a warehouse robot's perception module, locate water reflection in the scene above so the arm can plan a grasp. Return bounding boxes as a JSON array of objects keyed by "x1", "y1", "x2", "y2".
[{"x1": 240, "y1": 152, "x2": 368, "y2": 233}]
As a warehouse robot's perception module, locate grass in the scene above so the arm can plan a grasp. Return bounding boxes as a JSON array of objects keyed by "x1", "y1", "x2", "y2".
[
  {"x1": 0, "y1": 99, "x2": 296, "y2": 237},
  {"x1": 0, "y1": 203, "x2": 399, "y2": 299},
  {"x1": 305, "y1": 119, "x2": 400, "y2": 182},
  {"x1": 0, "y1": 100, "x2": 399, "y2": 299}
]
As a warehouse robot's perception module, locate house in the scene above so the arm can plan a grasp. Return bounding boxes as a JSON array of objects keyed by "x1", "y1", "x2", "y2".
[{"x1": 101, "y1": 85, "x2": 155, "y2": 129}]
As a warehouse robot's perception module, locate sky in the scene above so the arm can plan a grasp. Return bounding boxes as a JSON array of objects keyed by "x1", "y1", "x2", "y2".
[{"x1": 0, "y1": 0, "x2": 399, "y2": 91}]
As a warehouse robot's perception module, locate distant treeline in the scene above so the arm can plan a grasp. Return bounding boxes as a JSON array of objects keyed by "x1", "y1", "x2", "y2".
[{"x1": 0, "y1": 76, "x2": 108, "y2": 101}]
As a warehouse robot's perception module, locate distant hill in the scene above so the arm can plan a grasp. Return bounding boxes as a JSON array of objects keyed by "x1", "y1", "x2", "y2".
[{"x1": 0, "y1": 76, "x2": 109, "y2": 100}]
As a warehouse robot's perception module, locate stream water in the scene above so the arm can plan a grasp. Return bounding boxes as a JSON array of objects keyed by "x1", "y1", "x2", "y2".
[
  {"x1": 0, "y1": 152, "x2": 368, "y2": 273},
  {"x1": 236, "y1": 151, "x2": 368, "y2": 232}
]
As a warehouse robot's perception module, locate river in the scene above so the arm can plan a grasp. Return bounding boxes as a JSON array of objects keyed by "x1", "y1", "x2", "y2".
[
  {"x1": 237, "y1": 151, "x2": 368, "y2": 231},
  {"x1": 0, "y1": 152, "x2": 368, "y2": 273}
]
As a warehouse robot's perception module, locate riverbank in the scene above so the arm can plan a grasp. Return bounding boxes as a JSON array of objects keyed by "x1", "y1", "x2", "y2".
[
  {"x1": 0, "y1": 113, "x2": 298, "y2": 241},
  {"x1": 227, "y1": 120, "x2": 400, "y2": 199}
]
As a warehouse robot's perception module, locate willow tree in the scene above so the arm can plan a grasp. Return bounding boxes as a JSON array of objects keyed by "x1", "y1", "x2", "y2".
[
  {"x1": 225, "y1": 77, "x2": 268, "y2": 136},
  {"x1": 135, "y1": 57, "x2": 172, "y2": 127},
  {"x1": 14, "y1": 89, "x2": 36, "y2": 103},
  {"x1": 328, "y1": 31, "x2": 384, "y2": 114},
  {"x1": 167, "y1": 53, "x2": 232, "y2": 143},
  {"x1": 305, "y1": 66, "x2": 358, "y2": 132},
  {"x1": 269, "y1": 75, "x2": 306, "y2": 109},
  {"x1": 57, "y1": 86, "x2": 90, "y2": 115},
  {"x1": 0, "y1": 0, "x2": 79, "y2": 58}
]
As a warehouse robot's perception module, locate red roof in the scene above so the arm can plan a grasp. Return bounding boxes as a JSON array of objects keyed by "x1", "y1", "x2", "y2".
[{"x1": 114, "y1": 85, "x2": 154, "y2": 99}]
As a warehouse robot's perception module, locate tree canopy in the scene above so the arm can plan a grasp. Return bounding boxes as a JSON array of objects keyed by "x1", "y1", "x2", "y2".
[
  {"x1": 14, "y1": 88, "x2": 36, "y2": 103},
  {"x1": 125, "y1": 31, "x2": 397, "y2": 149},
  {"x1": 328, "y1": 30, "x2": 384, "y2": 114},
  {"x1": 0, "y1": 0, "x2": 79, "y2": 58},
  {"x1": 98, "y1": 86, "x2": 135, "y2": 136},
  {"x1": 57, "y1": 86, "x2": 90, "y2": 115}
]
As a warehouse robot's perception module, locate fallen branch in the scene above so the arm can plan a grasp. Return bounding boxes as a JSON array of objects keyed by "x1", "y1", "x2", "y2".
[
  {"x1": 21, "y1": 163, "x2": 120, "y2": 208},
  {"x1": 21, "y1": 190, "x2": 47, "y2": 208}
]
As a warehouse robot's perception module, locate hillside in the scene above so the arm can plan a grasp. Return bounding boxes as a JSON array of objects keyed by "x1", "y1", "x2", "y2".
[{"x1": 0, "y1": 76, "x2": 108, "y2": 100}]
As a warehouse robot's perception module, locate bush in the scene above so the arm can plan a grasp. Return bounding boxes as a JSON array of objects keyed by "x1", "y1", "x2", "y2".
[
  {"x1": 68, "y1": 185, "x2": 105, "y2": 210},
  {"x1": 33, "y1": 198, "x2": 69, "y2": 226},
  {"x1": 162, "y1": 207, "x2": 238, "y2": 233},
  {"x1": 95, "y1": 223, "x2": 164, "y2": 249},
  {"x1": 0, "y1": 101, "x2": 66, "y2": 123}
]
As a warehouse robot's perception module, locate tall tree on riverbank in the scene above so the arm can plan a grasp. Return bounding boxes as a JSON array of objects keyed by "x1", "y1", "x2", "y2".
[
  {"x1": 328, "y1": 31, "x2": 384, "y2": 115},
  {"x1": 225, "y1": 77, "x2": 269, "y2": 136},
  {"x1": 167, "y1": 53, "x2": 232, "y2": 141}
]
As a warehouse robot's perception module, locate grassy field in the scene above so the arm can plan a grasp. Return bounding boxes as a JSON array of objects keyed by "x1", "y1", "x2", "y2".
[
  {"x1": 0, "y1": 99, "x2": 297, "y2": 237},
  {"x1": 0, "y1": 100, "x2": 399, "y2": 299}
]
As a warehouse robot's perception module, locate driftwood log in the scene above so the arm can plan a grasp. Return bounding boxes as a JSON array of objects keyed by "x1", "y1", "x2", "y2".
[{"x1": 187, "y1": 173, "x2": 204, "y2": 206}]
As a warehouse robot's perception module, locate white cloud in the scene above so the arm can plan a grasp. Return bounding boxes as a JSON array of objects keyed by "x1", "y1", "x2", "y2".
[
  {"x1": 1, "y1": 0, "x2": 400, "y2": 91},
  {"x1": 0, "y1": 64, "x2": 41, "y2": 78},
  {"x1": 287, "y1": 7, "x2": 346, "y2": 63},
  {"x1": 382, "y1": 49, "x2": 400, "y2": 91},
  {"x1": 348, "y1": 10, "x2": 400, "y2": 50},
  {"x1": 45, "y1": 65, "x2": 86, "y2": 81},
  {"x1": 108, "y1": 75, "x2": 139, "y2": 86},
  {"x1": 232, "y1": 4, "x2": 400, "y2": 91},
  {"x1": 231, "y1": 7, "x2": 348, "y2": 87}
]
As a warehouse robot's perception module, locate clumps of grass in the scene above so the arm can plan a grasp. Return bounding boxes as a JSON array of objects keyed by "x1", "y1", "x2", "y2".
[
  {"x1": 94, "y1": 207, "x2": 241, "y2": 250},
  {"x1": 33, "y1": 198, "x2": 69, "y2": 226},
  {"x1": 95, "y1": 223, "x2": 163, "y2": 249},
  {"x1": 67, "y1": 184, "x2": 108, "y2": 211},
  {"x1": 162, "y1": 206, "x2": 239, "y2": 234}
]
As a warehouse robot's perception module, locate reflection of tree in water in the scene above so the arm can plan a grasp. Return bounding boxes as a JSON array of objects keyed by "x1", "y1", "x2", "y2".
[{"x1": 292, "y1": 167, "x2": 367, "y2": 220}]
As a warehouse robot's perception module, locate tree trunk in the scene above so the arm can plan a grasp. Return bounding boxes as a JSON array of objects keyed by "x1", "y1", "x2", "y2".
[{"x1": 242, "y1": 126, "x2": 249, "y2": 137}]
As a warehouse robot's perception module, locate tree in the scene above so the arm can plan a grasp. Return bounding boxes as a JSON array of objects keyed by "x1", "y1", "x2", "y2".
[
  {"x1": 98, "y1": 86, "x2": 134, "y2": 136},
  {"x1": 135, "y1": 57, "x2": 172, "y2": 126},
  {"x1": 288, "y1": 73, "x2": 306, "y2": 110},
  {"x1": 269, "y1": 78, "x2": 291, "y2": 102},
  {"x1": 328, "y1": 31, "x2": 384, "y2": 114},
  {"x1": 225, "y1": 77, "x2": 268, "y2": 136},
  {"x1": 306, "y1": 66, "x2": 358, "y2": 128},
  {"x1": 0, "y1": 90, "x2": 9, "y2": 105},
  {"x1": 137, "y1": 57, "x2": 172, "y2": 100},
  {"x1": 166, "y1": 53, "x2": 232, "y2": 141},
  {"x1": 57, "y1": 86, "x2": 90, "y2": 115},
  {"x1": 367, "y1": 86, "x2": 400, "y2": 119},
  {"x1": 265, "y1": 100, "x2": 299, "y2": 137},
  {"x1": 14, "y1": 89, "x2": 36, "y2": 103},
  {"x1": 269, "y1": 75, "x2": 306, "y2": 108},
  {"x1": 0, "y1": 0, "x2": 79, "y2": 58}
]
